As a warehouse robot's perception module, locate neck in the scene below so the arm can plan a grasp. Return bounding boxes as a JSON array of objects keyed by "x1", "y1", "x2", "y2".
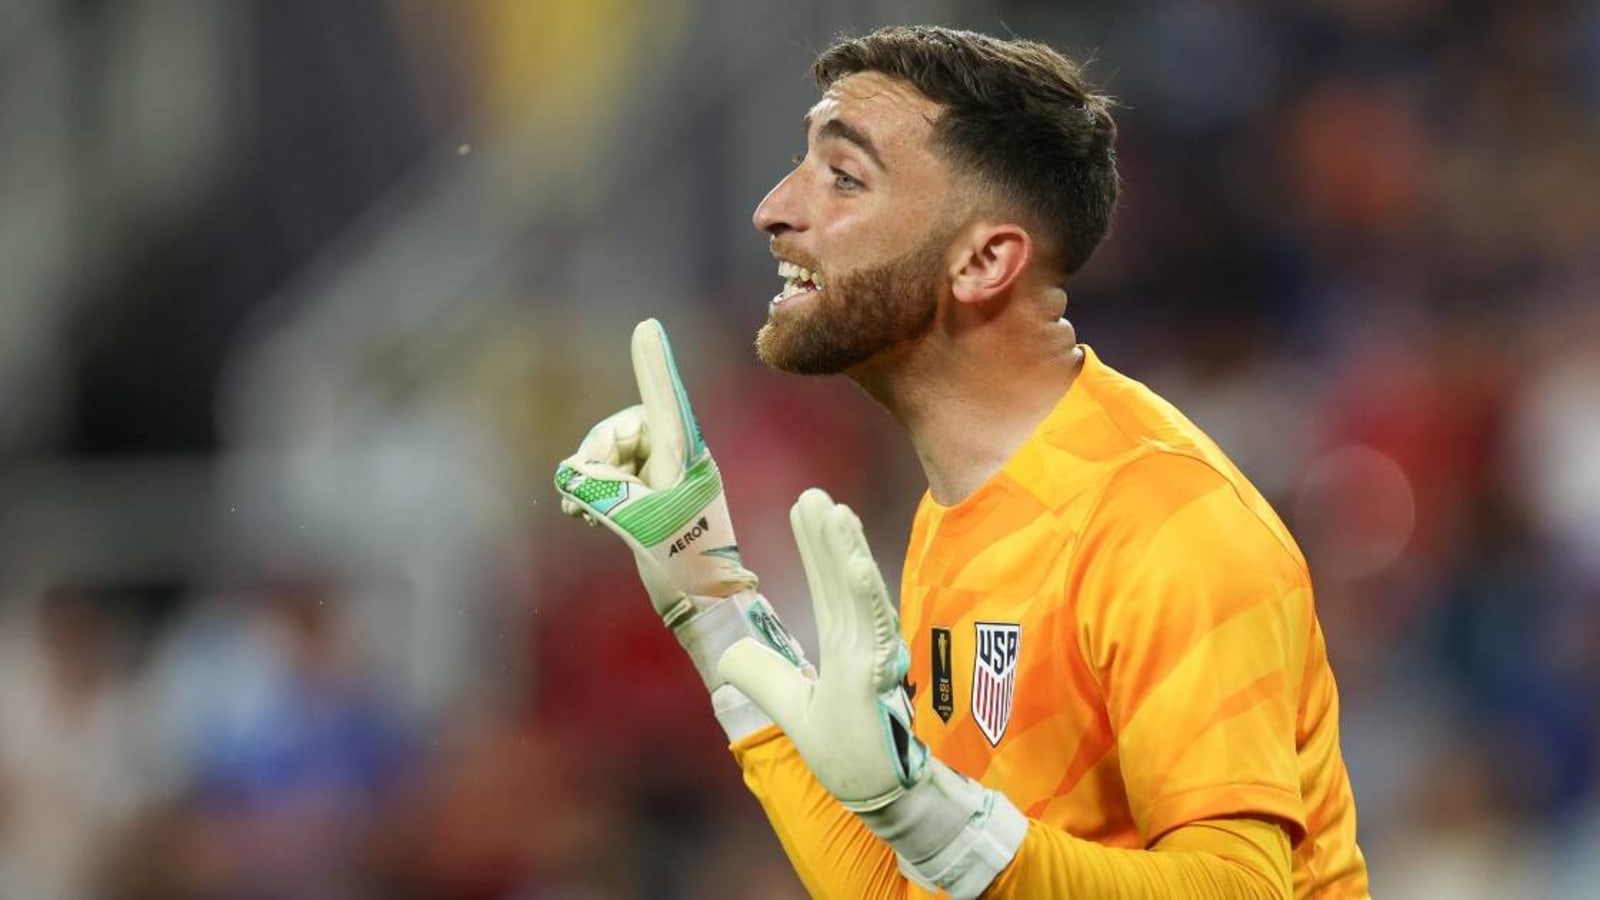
[{"x1": 850, "y1": 296, "x2": 1084, "y2": 506}]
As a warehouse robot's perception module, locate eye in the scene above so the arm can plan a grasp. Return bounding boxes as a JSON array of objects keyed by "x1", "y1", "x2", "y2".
[{"x1": 832, "y1": 168, "x2": 863, "y2": 191}]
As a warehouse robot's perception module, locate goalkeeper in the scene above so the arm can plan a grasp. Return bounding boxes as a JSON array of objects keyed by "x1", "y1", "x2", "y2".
[{"x1": 556, "y1": 25, "x2": 1369, "y2": 900}]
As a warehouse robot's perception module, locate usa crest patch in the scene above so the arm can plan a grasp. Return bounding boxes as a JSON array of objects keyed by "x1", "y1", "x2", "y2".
[{"x1": 972, "y1": 622, "x2": 1021, "y2": 746}]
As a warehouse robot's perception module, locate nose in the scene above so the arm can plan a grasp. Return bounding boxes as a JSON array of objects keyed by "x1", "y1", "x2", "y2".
[{"x1": 752, "y1": 169, "x2": 802, "y2": 236}]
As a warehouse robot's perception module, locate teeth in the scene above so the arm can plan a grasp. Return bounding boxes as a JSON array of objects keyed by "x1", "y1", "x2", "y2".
[{"x1": 776, "y1": 260, "x2": 824, "y2": 291}]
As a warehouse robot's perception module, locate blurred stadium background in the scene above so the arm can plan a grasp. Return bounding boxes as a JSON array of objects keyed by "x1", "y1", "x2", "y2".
[{"x1": 0, "y1": 0, "x2": 1597, "y2": 897}]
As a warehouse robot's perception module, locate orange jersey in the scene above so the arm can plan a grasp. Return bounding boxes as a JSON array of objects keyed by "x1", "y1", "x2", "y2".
[{"x1": 898, "y1": 345, "x2": 1367, "y2": 896}]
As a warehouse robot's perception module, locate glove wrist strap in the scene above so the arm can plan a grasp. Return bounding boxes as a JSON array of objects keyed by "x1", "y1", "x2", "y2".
[
  {"x1": 856, "y1": 759, "x2": 1028, "y2": 900},
  {"x1": 672, "y1": 591, "x2": 803, "y2": 684},
  {"x1": 707, "y1": 684, "x2": 771, "y2": 743},
  {"x1": 672, "y1": 591, "x2": 811, "y2": 743}
]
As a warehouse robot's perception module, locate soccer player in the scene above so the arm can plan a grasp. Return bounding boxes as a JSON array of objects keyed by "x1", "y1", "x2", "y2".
[{"x1": 556, "y1": 25, "x2": 1369, "y2": 899}]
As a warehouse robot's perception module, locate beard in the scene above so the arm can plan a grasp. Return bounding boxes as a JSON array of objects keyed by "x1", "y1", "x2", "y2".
[{"x1": 756, "y1": 229, "x2": 950, "y2": 375}]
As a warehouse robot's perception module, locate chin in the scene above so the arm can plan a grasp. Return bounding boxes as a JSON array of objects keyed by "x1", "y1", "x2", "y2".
[{"x1": 755, "y1": 316, "x2": 855, "y2": 375}]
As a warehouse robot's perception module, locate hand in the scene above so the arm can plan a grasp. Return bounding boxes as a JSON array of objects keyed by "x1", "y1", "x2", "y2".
[
  {"x1": 719, "y1": 488, "x2": 926, "y2": 809},
  {"x1": 719, "y1": 489, "x2": 1028, "y2": 899},
  {"x1": 554, "y1": 319, "x2": 809, "y2": 739},
  {"x1": 554, "y1": 318, "x2": 757, "y2": 628}
]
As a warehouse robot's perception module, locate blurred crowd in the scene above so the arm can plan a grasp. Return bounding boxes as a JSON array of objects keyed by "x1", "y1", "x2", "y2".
[{"x1": 0, "y1": 0, "x2": 1596, "y2": 897}]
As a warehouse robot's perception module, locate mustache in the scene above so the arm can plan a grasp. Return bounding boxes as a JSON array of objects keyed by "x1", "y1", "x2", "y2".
[{"x1": 769, "y1": 240, "x2": 824, "y2": 274}]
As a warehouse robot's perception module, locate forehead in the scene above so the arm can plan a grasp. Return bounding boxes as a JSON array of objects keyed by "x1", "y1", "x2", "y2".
[{"x1": 807, "y1": 71, "x2": 943, "y2": 152}]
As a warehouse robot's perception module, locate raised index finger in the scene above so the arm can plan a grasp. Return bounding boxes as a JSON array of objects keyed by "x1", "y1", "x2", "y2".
[{"x1": 630, "y1": 318, "x2": 706, "y2": 488}]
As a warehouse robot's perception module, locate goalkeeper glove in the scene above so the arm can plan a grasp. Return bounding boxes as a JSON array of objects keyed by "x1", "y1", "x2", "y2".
[
  {"x1": 553, "y1": 319, "x2": 810, "y2": 741},
  {"x1": 719, "y1": 489, "x2": 1029, "y2": 899}
]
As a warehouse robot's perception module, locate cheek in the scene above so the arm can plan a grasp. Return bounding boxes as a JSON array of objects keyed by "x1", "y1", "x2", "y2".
[{"x1": 817, "y1": 203, "x2": 903, "y2": 268}]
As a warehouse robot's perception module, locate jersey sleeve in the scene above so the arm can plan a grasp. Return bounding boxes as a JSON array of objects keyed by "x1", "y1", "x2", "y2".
[
  {"x1": 730, "y1": 725, "x2": 912, "y2": 899},
  {"x1": 733, "y1": 721, "x2": 1294, "y2": 899},
  {"x1": 1070, "y1": 451, "x2": 1311, "y2": 845},
  {"x1": 988, "y1": 815, "x2": 1292, "y2": 898}
]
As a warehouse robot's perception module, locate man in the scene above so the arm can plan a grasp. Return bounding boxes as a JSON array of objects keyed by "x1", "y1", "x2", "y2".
[{"x1": 555, "y1": 25, "x2": 1369, "y2": 899}]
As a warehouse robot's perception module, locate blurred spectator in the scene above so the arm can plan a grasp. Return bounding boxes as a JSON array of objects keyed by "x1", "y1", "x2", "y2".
[
  {"x1": 0, "y1": 589, "x2": 152, "y2": 900},
  {"x1": 1512, "y1": 305, "x2": 1600, "y2": 589},
  {"x1": 1370, "y1": 747, "x2": 1552, "y2": 899},
  {"x1": 385, "y1": 706, "x2": 641, "y2": 899},
  {"x1": 118, "y1": 579, "x2": 408, "y2": 899}
]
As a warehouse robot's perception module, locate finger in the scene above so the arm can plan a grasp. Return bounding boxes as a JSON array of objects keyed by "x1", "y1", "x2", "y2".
[
  {"x1": 631, "y1": 319, "x2": 704, "y2": 489},
  {"x1": 558, "y1": 497, "x2": 600, "y2": 526},
  {"x1": 576, "y1": 407, "x2": 647, "y2": 475},
  {"x1": 791, "y1": 488, "x2": 863, "y2": 678},
  {"x1": 790, "y1": 487, "x2": 838, "y2": 623},
  {"x1": 553, "y1": 457, "x2": 640, "y2": 520},
  {"x1": 553, "y1": 460, "x2": 654, "y2": 557},
  {"x1": 718, "y1": 638, "x2": 812, "y2": 733},
  {"x1": 834, "y1": 502, "x2": 899, "y2": 663}
]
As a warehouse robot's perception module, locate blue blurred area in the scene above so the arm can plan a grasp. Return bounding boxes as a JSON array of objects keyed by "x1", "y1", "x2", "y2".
[{"x1": 0, "y1": 1, "x2": 1595, "y2": 897}]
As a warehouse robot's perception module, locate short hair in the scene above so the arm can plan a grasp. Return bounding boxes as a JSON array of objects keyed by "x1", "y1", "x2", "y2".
[{"x1": 815, "y1": 26, "x2": 1119, "y2": 280}]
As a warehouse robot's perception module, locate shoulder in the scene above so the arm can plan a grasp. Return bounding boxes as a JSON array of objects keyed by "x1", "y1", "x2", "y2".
[
  {"x1": 1076, "y1": 449, "x2": 1309, "y2": 592},
  {"x1": 1016, "y1": 346, "x2": 1238, "y2": 512},
  {"x1": 1070, "y1": 450, "x2": 1317, "y2": 683},
  {"x1": 1038, "y1": 348, "x2": 1307, "y2": 575}
]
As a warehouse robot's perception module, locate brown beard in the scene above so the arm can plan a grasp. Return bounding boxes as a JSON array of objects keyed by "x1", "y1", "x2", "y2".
[{"x1": 756, "y1": 230, "x2": 949, "y2": 375}]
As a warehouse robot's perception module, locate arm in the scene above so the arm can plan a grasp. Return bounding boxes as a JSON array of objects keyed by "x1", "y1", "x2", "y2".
[
  {"x1": 1072, "y1": 452, "x2": 1312, "y2": 845},
  {"x1": 990, "y1": 816, "x2": 1290, "y2": 898},
  {"x1": 733, "y1": 726, "x2": 908, "y2": 898},
  {"x1": 720, "y1": 474, "x2": 1309, "y2": 898},
  {"x1": 733, "y1": 723, "x2": 1291, "y2": 899}
]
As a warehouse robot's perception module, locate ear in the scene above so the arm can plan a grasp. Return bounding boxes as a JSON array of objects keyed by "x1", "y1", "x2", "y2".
[{"x1": 949, "y1": 223, "x2": 1032, "y2": 305}]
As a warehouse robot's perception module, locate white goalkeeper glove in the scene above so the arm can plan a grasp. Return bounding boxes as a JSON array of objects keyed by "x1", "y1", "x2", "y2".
[
  {"x1": 554, "y1": 319, "x2": 810, "y2": 740},
  {"x1": 719, "y1": 489, "x2": 1029, "y2": 899}
]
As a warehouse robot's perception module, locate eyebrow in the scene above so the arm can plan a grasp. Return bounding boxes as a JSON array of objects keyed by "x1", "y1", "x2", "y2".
[{"x1": 802, "y1": 113, "x2": 887, "y2": 171}]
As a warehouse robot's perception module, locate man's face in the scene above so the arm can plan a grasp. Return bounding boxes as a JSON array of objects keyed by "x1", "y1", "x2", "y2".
[{"x1": 752, "y1": 72, "x2": 963, "y2": 374}]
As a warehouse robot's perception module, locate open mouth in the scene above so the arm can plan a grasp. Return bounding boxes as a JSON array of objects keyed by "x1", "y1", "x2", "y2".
[{"x1": 772, "y1": 260, "x2": 825, "y2": 307}]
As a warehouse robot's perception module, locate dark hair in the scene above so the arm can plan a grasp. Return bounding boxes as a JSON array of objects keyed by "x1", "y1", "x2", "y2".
[{"x1": 815, "y1": 26, "x2": 1119, "y2": 280}]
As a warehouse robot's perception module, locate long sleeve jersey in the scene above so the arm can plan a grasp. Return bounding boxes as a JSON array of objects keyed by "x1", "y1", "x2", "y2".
[{"x1": 734, "y1": 345, "x2": 1370, "y2": 898}]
